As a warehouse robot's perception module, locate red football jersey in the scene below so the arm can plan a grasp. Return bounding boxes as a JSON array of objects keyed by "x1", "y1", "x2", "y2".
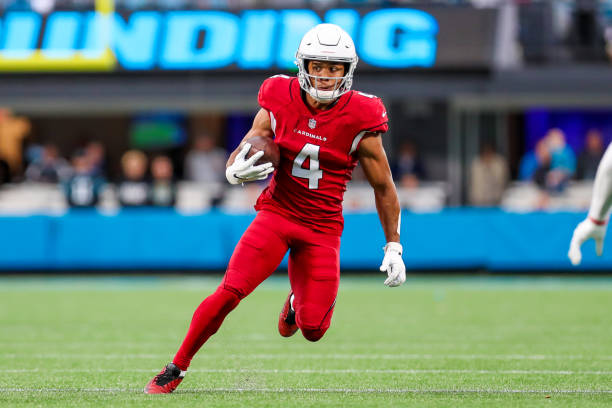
[{"x1": 255, "y1": 75, "x2": 389, "y2": 235}]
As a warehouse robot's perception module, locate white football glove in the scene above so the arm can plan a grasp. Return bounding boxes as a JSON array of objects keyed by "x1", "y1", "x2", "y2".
[
  {"x1": 380, "y1": 242, "x2": 406, "y2": 287},
  {"x1": 568, "y1": 217, "x2": 608, "y2": 266},
  {"x1": 225, "y1": 143, "x2": 275, "y2": 185}
]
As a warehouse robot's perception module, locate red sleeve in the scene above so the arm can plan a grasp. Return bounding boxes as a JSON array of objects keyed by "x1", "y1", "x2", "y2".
[
  {"x1": 257, "y1": 75, "x2": 292, "y2": 113},
  {"x1": 361, "y1": 96, "x2": 389, "y2": 134},
  {"x1": 257, "y1": 78, "x2": 273, "y2": 111}
]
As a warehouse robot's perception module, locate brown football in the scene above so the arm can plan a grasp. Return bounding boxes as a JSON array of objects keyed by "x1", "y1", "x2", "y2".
[{"x1": 245, "y1": 135, "x2": 280, "y2": 168}]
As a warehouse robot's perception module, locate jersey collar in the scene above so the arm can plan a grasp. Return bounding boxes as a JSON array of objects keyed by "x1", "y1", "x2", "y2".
[{"x1": 292, "y1": 78, "x2": 351, "y2": 118}]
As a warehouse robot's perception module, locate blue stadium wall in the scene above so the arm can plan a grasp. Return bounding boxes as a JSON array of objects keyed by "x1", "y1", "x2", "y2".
[{"x1": 0, "y1": 209, "x2": 607, "y2": 271}]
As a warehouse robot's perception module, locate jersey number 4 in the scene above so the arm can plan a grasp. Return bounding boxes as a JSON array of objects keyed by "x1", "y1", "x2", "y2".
[{"x1": 292, "y1": 143, "x2": 323, "y2": 189}]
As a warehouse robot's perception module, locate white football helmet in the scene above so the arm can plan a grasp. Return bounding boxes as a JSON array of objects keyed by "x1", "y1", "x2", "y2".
[{"x1": 296, "y1": 23, "x2": 358, "y2": 102}]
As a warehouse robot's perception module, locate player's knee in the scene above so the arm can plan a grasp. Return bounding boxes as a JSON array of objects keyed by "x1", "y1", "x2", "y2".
[
  {"x1": 297, "y1": 306, "x2": 334, "y2": 342},
  {"x1": 214, "y1": 286, "x2": 242, "y2": 311},
  {"x1": 301, "y1": 327, "x2": 326, "y2": 342},
  {"x1": 221, "y1": 272, "x2": 256, "y2": 300}
]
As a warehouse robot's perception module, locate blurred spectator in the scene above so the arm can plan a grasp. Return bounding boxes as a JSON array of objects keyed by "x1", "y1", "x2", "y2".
[
  {"x1": 533, "y1": 137, "x2": 552, "y2": 183},
  {"x1": 150, "y1": 155, "x2": 176, "y2": 207},
  {"x1": 184, "y1": 134, "x2": 227, "y2": 183},
  {"x1": 469, "y1": 143, "x2": 509, "y2": 206},
  {"x1": 63, "y1": 150, "x2": 105, "y2": 208},
  {"x1": 24, "y1": 142, "x2": 44, "y2": 167},
  {"x1": 532, "y1": 139, "x2": 553, "y2": 208},
  {"x1": 0, "y1": 108, "x2": 30, "y2": 178},
  {"x1": 576, "y1": 128, "x2": 605, "y2": 179},
  {"x1": 520, "y1": 128, "x2": 576, "y2": 185},
  {"x1": 519, "y1": 139, "x2": 545, "y2": 181},
  {"x1": 117, "y1": 150, "x2": 150, "y2": 207},
  {"x1": 24, "y1": 144, "x2": 71, "y2": 183},
  {"x1": 85, "y1": 141, "x2": 107, "y2": 178},
  {"x1": 547, "y1": 127, "x2": 576, "y2": 181},
  {"x1": 394, "y1": 141, "x2": 426, "y2": 189},
  {"x1": 532, "y1": 128, "x2": 576, "y2": 197}
]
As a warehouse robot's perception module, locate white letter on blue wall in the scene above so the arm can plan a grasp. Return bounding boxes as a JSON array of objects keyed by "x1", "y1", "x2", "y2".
[
  {"x1": 277, "y1": 10, "x2": 321, "y2": 69},
  {"x1": 239, "y1": 10, "x2": 276, "y2": 69},
  {"x1": 1, "y1": 12, "x2": 41, "y2": 58},
  {"x1": 82, "y1": 12, "x2": 113, "y2": 58},
  {"x1": 112, "y1": 12, "x2": 160, "y2": 70},
  {"x1": 324, "y1": 9, "x2": 359, "y2": 43},
  {"x1": 360, "y1": 9, "x2": 437, "y2": 68},
  {"x1": 42, "y1": 12, "x2": 80, "y2": 58},
  {"x1": 161, "y1": 11, "x2": 239, "y2": 69}
]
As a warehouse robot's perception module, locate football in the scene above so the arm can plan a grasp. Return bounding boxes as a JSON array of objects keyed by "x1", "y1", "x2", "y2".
[{"x1": 245, "y1": 135, "x2": 280, "y2": 168}]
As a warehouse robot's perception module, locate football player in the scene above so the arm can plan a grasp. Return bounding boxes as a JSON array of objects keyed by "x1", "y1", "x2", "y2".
[
  {"x1": 569, "y1": 143, "x2": 612, "y2": 265},
  {"x1": 145, "y1": 23, "x2": 405, "y2": 393}
]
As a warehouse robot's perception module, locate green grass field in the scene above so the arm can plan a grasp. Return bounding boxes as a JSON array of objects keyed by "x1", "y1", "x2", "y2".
[{"x1": 0, "y1": 275, "x2": 610, "y2": 407}]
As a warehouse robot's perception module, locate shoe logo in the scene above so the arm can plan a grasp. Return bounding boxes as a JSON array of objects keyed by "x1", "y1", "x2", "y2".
[{"x1": 308, "y1": 118, "x2": 316, "y2": 129}]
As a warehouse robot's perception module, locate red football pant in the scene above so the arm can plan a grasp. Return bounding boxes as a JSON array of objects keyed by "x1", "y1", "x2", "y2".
[{"x1": 173, "y1": 210, "x2": 340, "y2": 370}]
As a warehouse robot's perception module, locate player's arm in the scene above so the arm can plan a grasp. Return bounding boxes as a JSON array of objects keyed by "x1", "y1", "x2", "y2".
[
  {"x1": 569, "y1": 143, "x2": 612, "y2": 265},
  {"x1": 358, "y1": 134, "x2": 406, "y2": 287},
  {"x1": 586, "y1": 144, "x2": 612, "y2": 221},
  {"x1": 225, "y1": 108, "x2": 275, "y2": 185}
]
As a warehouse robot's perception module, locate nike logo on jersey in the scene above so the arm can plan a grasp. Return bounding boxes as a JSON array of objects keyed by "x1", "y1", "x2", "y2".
[{"x1": 382, "y1": 111, "x2": 387, "y2": 118}]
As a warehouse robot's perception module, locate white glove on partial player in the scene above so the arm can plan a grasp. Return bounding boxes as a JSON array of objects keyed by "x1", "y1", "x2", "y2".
[
  {"x1": 568, "y1": 217, "x2": 608, "y2": 266},
  {"x1": 225, "y1": 143, "x2": 275, "y2": 185},
  {"x1": 380, "y1": 242, "x2": 406, "y2": 287}
]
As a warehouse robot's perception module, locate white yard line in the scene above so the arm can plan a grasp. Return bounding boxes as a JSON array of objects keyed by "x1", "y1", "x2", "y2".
[
  {"x1": 0, "y1": 387, "x2": 610, "y2": 394},
  {"x1": 3, "y1": 353, "x2": 611, "y2": 360},
  {"x1": 4, "y1": 368, "x2": 612, "y2": 375}
]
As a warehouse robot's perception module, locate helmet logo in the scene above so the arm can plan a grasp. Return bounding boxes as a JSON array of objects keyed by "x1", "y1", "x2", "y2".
[{"x1": 308, "y1": 118, "x2": 317, "y2": 129}]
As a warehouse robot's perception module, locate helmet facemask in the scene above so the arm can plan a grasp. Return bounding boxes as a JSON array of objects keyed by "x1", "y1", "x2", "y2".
[{"x1": 296, "y1": 58, "x2": 355, "y2": 102}]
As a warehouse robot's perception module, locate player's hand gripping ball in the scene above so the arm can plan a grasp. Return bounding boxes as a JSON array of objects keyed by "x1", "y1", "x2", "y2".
[
  {"x1": 245, "y1": 135, "x2": 280, "y2": 168},
  {"x1": 225, "y1": 137, "x2": 278, "y2": 185}
]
